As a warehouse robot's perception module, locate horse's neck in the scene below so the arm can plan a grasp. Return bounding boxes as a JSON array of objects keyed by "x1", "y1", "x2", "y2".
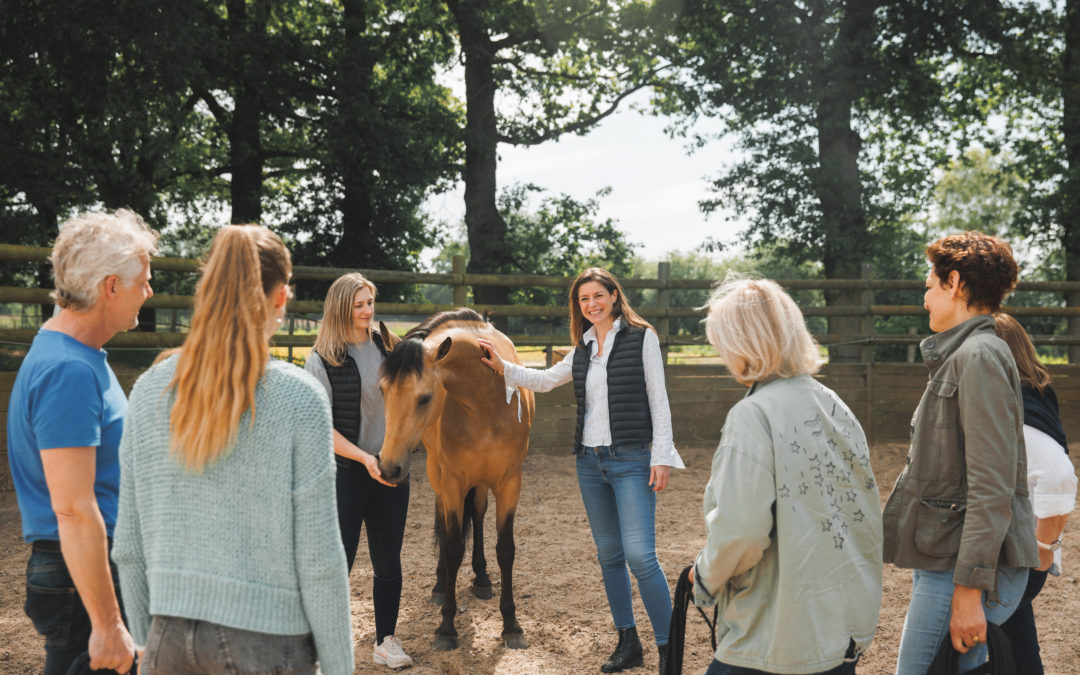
[{"x1": 441, "y1": 355, "x2": 515, "y2": 421}]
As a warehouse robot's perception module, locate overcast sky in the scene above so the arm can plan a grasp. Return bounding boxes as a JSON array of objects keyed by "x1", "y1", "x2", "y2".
[{"x1": 422, "y1": 92, "x2": 746, "y2": 263}]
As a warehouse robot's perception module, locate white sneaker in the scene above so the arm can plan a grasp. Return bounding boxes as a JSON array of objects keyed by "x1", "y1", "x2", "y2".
[{"x1": 373, "y1": 635, "x2": 413, "y2": 669}]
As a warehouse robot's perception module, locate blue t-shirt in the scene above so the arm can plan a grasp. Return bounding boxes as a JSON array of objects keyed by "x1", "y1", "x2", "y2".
[{"x1": 7, "y1": 329, "x2": 126, "y2": 542}]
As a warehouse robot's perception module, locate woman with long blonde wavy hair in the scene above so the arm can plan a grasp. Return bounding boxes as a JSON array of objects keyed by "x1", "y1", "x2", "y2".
[
  {"x1": 112, "y1": 225, "x2": 353, "y2": 675},
  {"x1": 305, "y1": 272, "x2": 414, "y2": 669}
]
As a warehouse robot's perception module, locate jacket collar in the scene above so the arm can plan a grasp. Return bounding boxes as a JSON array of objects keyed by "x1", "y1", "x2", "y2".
[{"x1": 919, "y1": 314, "x2": 995, "y2": 374}]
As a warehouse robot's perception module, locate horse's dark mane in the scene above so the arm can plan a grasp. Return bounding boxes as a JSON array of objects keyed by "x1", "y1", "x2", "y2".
[
  {"x1": 382, "y1": 338, "x2": 426, "y2": 384},
  {"x1": 404, "y1": 307, "x2": 486, "y2": 340},
  {"x1": 382, "y1": 308, "x2": 487, "y2": 384}
]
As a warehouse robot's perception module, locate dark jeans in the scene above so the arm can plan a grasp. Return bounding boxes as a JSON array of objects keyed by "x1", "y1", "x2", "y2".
[
  {"x1": 1000, "y1": 568, "x2": 1049, "y2": 675},
  {"x1": 143, "y1": 615, "x2": 316, "y2": 674},
  {"x1": 24, "y1": 545, "x2": 125, "y2": 675},
  {"x1": 705, "y1": 659, "x2": 857, "y2": 675},
  {"x1": 335, "y1": 456, "x2": 410, "y2": 644}
]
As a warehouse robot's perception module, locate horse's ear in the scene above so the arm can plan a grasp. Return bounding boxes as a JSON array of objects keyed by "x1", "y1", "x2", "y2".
[
  {"x1": 435, "y1": 335, "x2": 453, "y2": 361},
  {"x1": 380, "y1": 321, "x2": 401, "y2": 349}
]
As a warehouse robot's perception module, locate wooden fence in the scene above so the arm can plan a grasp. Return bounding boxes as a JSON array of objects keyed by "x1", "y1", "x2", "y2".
[{"x1": 5, "y1": 243, "x2": 1080, "y2": 487}]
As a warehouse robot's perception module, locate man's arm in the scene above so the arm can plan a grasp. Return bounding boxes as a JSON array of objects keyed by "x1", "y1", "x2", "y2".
[{"x1": 41, "y1": 447, "x2": 134, "y2": 673}]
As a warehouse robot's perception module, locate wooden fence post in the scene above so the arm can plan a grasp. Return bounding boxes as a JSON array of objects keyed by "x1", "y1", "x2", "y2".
[
  {"x1": 657, "y1": 261, "x2": 671, "y2": 364},
  {"x1": 452, "y1": 255, "x2": 467, "y2": 306},
  {"x1": 288, "y1": 315, "x2": 295, "y2": 364}
]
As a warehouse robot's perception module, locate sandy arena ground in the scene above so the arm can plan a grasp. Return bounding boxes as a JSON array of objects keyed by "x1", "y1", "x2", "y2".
[{"x1": 2, "y1": 442, "x2": 1079, "y2": 674}]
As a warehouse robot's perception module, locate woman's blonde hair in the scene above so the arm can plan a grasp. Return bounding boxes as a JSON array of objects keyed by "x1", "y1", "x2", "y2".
[
  {"x1": 168, "y1": 225, "x2": 292, "y2": 471},
  {"x1": 312, "y1": 273, "x2": 378, "y2": 367},
  {"x1": 701, "y1": 273, "x2": 821, "y2": 383},
  {"x1": 568, "y1": 267, "x2": 652, "y2": 344},
  {"x1": 994, "y1": 313, "x2": 1051, "y2": 393}
]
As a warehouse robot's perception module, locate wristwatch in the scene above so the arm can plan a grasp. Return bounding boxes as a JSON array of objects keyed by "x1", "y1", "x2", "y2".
[{"x1": 1037, "y1": 537, "x2": 1062, "y2": 552}]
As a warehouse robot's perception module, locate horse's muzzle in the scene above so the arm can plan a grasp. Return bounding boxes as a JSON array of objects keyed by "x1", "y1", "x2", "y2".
[{"x1": 378, "y1": 457, "x2": 410, "y2": 485}]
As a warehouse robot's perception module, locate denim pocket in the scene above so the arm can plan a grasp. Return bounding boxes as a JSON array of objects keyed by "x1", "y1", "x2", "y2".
[
  {"x1": 217, "y1": 623, "x2": 317, "y2": 673},
  {"x1": 24, "y1": 556, "x2": 77, "y2": 647},
  {"x1": 611, "y1": 444, "x2": 648, "y2": 462}
]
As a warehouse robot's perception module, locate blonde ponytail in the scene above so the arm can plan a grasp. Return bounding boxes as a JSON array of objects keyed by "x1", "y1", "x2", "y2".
[{"x1": 168, "y1": 225, "x2": 292, "y2": 471}]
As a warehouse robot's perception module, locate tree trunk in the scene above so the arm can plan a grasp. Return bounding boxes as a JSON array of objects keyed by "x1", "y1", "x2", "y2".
[
  {"x1": 453, "y1": 0, "x2": 511, "y2": 330},
  {"x1": 228, "y1": 0, "x2": 264, "y2": 224},
  {"x1": 332, "y1": 0, "x2": 376, "y2": 269},
  {"x1": 1063, "y1": 0, "x2": 1080, "y2": 362},
  {"x1": 815, "y1": 0, "x2": 875, "y2": 363}
]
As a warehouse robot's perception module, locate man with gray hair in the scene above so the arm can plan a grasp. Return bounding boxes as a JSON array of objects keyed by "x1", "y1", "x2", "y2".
[{"x1": 8, "y1": 209, "x2": 159, "y2": 674}]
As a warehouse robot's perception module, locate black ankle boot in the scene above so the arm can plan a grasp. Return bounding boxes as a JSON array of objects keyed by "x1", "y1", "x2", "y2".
[
  {"x1": 601, "y1": 627, "x2": 644, "y2": 673},
  {"x1": 657, "y1": 643, "x2": 669, "y2": 674}
]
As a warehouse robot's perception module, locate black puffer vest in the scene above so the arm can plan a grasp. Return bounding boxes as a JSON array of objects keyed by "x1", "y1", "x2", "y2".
[
  {"x1": 571, "y1": 323, "x2": 652, "y2": 454},
  {"x1": 317, "y1": 331, "x2": 390, "y2": 447}
]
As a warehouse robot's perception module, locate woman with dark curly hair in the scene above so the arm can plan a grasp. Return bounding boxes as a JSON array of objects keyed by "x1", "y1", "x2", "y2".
[{"x1": 883, "y1": 232, "x2": 1039, "y2": 674}]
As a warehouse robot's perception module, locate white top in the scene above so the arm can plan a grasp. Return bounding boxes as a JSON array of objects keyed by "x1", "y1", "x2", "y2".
[
  {"x1": 502, "y1": 318, "x2": 684, "y2": 468},
  {"x1": 1023, "y1": 423, "x2": 1077, "y2": 574}
]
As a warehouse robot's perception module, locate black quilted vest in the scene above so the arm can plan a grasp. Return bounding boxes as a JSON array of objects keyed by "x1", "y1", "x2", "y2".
[
  {"x1": 571, "y1": 323, "x2": 652, "y2": 454},
  {"x1": 318, "y1": 331, "x2": 389, "y2": 447}
]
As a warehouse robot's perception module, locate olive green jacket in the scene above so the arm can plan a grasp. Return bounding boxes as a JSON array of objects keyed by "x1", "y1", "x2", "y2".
[{"x1": 882, "y1": 315, "x2": 1039, "y2": 589}]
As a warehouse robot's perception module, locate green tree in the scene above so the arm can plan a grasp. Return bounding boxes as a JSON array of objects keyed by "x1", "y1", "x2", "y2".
[
  {"x1": 657, "y1": 0, "x2": 1020, "y2": 361},
  {"x1": 428, "y1": 183, "x2": 638, "y2": 332},
  {"x1": 444, "y1": 0, "x2": 667, "y2": 328}
]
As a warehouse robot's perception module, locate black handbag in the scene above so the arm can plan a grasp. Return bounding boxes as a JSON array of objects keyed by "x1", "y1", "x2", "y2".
[{"x1": 926, "y1": 622, "x2": 1017, "y2": 675}]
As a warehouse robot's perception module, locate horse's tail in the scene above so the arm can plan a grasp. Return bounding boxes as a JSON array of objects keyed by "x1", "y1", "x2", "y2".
[
  {"x1": 461, "y1": 486, "x2": 476, "y2": 549},
  {"x1": 433, "y1": 488, "x2": 477, "y2": 555}
]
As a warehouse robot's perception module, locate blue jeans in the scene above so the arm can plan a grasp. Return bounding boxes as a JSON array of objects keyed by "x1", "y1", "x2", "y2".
[
  {"x1": 577, "y1": 444, "x2": 672, "y2": 645},
  {"x1": 24, "y1": 546, "x2": 126, "y2": 675},
  {"x1": 143, "y1": 615, "x2": 316, "y2": 674},
  {"x1": 895, "y1": 566, "x2": 1028, "y2": 675}
]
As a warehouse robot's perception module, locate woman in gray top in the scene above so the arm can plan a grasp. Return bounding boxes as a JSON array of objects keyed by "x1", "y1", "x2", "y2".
[
  {"x1": 690, "y1": 275, "x2": 882, "y2": 675},
  {"x1": 883, "y1": 232, "x2": 1038, "y2": 674},
  {"x1": 305, "y1": 273, "x2": 413, "y2": 670}
]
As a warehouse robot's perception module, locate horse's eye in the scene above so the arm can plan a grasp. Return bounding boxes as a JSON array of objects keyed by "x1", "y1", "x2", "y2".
[{"x1": 417, "y1": 394, "x2": 432, "y2": 407}]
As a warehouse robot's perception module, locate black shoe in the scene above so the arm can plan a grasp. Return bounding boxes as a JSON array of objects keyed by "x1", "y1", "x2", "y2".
[
  {"x1": 657, "y1": 643, "x2": 669, "y2": 674},
  {"x1": 601, "y1": 627, "x2": 644, "y2": 673}
]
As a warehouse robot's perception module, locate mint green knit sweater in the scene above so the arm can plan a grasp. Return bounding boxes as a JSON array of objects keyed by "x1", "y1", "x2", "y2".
[{"x1": 112, "y1": 356, "x2": 353, "y2": 675}]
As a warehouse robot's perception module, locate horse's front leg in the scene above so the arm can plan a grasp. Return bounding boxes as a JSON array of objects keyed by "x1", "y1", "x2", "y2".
[
  {"x1": 469, "y1": 486, "x2": 493, "y2": 599},
  {"x1": 493, "y1": 473, "x2": 527, "y2": 649},
  {"x1": 431, "y1": 497, "x2": 448, "y2": 606},
  {"x1": 434, "y1": 496, "x2": 466, "y2": 651}
]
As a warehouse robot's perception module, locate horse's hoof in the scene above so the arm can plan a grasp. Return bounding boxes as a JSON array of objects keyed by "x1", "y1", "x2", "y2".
[
  {"x1": 503, "y1": 631, "x2": 528, "y2": 650},
  {"x1": 471, "y1": 583, "x2": 494, "y2": 599},
  {"x1": 430, "y1": 591, "x2": 447, "y2": 606},
  {"x1": 433, "y1": 634, "x2": 459, "y2": 651}
]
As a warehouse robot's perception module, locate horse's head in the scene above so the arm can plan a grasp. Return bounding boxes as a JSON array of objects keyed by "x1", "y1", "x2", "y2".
[{"x1": 377, "y1": 331, "x2": 456, "y2": 484}]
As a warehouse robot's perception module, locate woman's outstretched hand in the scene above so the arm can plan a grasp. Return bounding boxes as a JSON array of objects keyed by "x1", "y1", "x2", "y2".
[
  {"x1": 358, "y1": 450, "x2": 395, "y2": 487},
  {"x1": 477, "y1": 338, "x2": 505, "y2": 375}
]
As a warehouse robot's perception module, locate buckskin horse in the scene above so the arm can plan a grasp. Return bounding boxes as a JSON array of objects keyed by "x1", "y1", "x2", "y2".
[{"x1": 377, "y1": 309, "x2": 535, "y2": 651}]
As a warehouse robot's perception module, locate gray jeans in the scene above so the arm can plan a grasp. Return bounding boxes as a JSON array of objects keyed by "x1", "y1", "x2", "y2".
[{"x1": 143, "y1": 615, "x2": 317, "y2": 674}]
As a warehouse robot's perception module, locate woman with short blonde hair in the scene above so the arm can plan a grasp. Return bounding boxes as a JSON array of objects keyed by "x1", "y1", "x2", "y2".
[
  {"x1": 113, "y1": 225, "x2": 353, "y2": 674},
  {"x1": 688, "y1": 274, "x2": 882, "y2": 675},
  {"x1": 701, "y1": 275, "x2": 820, "y2": 383}
]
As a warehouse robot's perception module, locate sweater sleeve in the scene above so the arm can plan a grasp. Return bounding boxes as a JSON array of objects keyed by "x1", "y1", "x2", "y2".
[
  {"x1": 111, "y1": 380, "x2": 151, "y2": 646},
  {"x1": 292, "y1": 385, "x2": 354, "y2": 675}
]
